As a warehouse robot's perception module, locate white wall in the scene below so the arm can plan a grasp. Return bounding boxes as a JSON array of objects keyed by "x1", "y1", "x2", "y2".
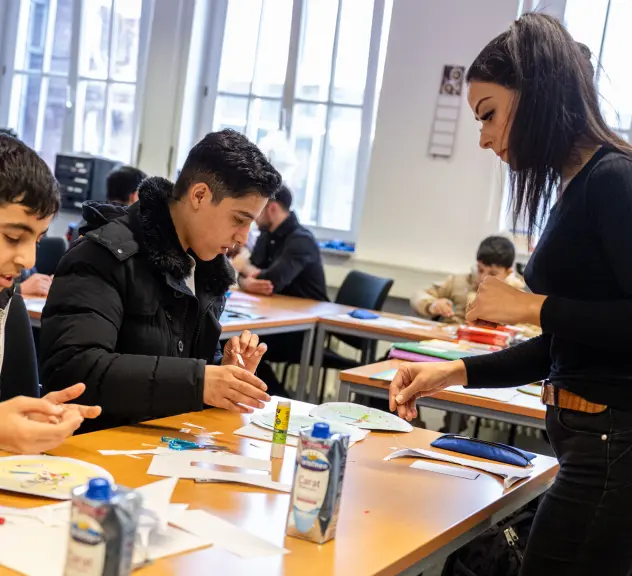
[{"x1": 355, "y1": 0, "x2": 521, "y2": 274}]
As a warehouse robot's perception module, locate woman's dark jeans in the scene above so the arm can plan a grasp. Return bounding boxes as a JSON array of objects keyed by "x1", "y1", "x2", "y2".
[{"x1": 521, "y1": 406, "x2": 632, "y2": 576}]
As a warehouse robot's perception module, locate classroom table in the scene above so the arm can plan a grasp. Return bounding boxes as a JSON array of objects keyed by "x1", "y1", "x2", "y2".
[
  {"x1": 0, "y1": 398, "x2": 558, "y2": 576},
  {"x1": 338, "y1": 360, "x2": 547, "y2": 433},
  {"x1": 308, "y1": 313, "x2": 455, "y2": 404},
  {"x1": 26, "y1": 293, "x2": 351, "y2": 402}
]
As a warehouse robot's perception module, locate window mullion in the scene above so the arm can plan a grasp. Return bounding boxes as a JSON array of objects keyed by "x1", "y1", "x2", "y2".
[
  {"x1": 102, "y1": 0, "x2": 117, "y2": 155},
  {"x1": 349, "y1": 0, "x2": 385, "y2": 237},
  {"x1": 314, "y1": 0, "x2": 343, "y2": 226},
  {"x1": 132, "y1": 0, "x2": 154, "y2": 165},
  {"x1": 281, "y1": 0, "x2": 303, "y2": 135},
  {"x1": 595, "y1": 0, "x2": 612, "y2": 86},
  {"x1": 65, "y1": 0, "x2": 83, "y2": 154},
  {"x1": 197, "y1": 0, "x2": 228, "y2": 138},
  {"x1": 41, "y1": 0, "x2": 58, "y2": 74},
  {"x1": 0, "y1": 0, "x2": 23, "y2": 127},
  {"x1": 245, "y1": 0, "x2": 266, "y2": 140}
]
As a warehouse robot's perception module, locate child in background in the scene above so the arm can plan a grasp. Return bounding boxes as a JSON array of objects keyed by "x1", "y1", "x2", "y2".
[{"x1": 411, "y1": 236, "x2": 524, "y2": 324}]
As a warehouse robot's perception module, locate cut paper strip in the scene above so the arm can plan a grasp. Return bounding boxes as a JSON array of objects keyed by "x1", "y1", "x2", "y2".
[
  {"x1": 445, "y1": 386, "x2": 520, "y2": 403},
  {"x1": 171, "y1": 509, "x2": 289, "y2": 559},
  {"x1": 136, "y1": 477, "x2": 179, "y2": 534},
  {"x1": 147, "y1": 454, "x2": 289, "y2": 492},
  {"x1": 182, "y1": 422, "x2": 206, "y2": 429},
  {"x1": 410, "y1": 460, "x2": 479, "y2": 480},
  {"x1": 385, "y1": 448, "x2": 533, "y2": 489},
  {"x1": 98, "y1": 447, "x2": 173, "y2": 456},
  {"x1": 234, "y1": 424, "x2": 299, "y2": 447}
]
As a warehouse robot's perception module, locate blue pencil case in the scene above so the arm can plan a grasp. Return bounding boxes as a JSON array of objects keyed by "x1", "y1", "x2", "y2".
[
  {"x1": 430, "y1": 434, "x2": 537, "y2": 467},
  {"x1": 349, "y1": 309, "x2": 379, "y2": 320}
]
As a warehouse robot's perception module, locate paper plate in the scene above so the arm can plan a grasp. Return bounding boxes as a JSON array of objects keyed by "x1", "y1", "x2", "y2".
[
  {"x1": 250, "y1": 411, "x2": 368, "y2": 442},
  {"x1": 309, "y1": 402, "x2": 413, "y2": 432},
  {"x1": 0, "y1": 455, "x2": 114, "y2": 500}
]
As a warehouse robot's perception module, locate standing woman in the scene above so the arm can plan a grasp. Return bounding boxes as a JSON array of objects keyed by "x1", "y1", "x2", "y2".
[{"x1": 389, "y1": 13, "x2": 632, "y2": 576}]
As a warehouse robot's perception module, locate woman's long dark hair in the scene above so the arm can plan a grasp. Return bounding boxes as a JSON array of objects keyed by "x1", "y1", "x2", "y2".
[{"x1": 467, "y1": 13, "x2": 632, "y2": 239}]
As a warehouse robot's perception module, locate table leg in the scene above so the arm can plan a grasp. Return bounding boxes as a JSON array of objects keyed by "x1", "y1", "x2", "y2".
[
  {"x1": 308, "y1": 323, "x2": 327, "y2": 405},
  {"x1": 295, "y1": 326, "x2": 315, "y2": 401},
  {"x1": 338, "y1": 381, "x2": 351, "y2": 402},
  {"x1": 447, "y1": 411, "x2": 461, "y2": 434}
]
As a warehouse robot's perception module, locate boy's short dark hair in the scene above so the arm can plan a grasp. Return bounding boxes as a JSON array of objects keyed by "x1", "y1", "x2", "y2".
[
  {"x1": 0, "y1": 134, "x2": 59, "y2": 218},
  {"x1": 273, "y1": 184, "x2": 292, "y2": 211},
  {"x1": 173, "y1": 129, "x2": 282, "y2": 204},
  {"x1": 476, "y1": 236, "x2": 516, "y2": 269},
  {"x1": 106, "y1": 165, "x2": 146, "y2": 204}
]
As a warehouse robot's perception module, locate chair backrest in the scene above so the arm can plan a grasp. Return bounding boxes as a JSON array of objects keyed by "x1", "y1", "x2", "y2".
[
  {"x1": 334, "y1": 271, "x2": 394, "y2": 351},
  {"x1": 335, "y1": 270, "x2": 394, "y2": 311},
  {"x1": 35, "y1": 236, "x2": 67, "y2": 275}
]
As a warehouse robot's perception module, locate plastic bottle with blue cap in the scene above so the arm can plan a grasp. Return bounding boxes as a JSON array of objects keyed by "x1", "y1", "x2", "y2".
[
  {"x1": 64, "y1": 477, "x2": 142, "y2": 576},
  {"x1": 286, "y1": 422, "x2": 350, "y2": 544}
]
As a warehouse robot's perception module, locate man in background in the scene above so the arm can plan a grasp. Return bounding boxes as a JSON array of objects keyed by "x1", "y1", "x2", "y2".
[
  {"x1": 237, "y1": 184, "x2": 328, "y2": 395},
  {"x1": 411, "y1": 235, "x2": 524, "y2": 325},
  {"x1": 238, "y1": 184, "x2": 328, "y2": 301},
  {"x1": 67, "y1": 165, "x2": 146, "y2": 243}
]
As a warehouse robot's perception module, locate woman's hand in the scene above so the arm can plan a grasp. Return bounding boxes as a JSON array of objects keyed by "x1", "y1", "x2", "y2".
[
  {"x1": 389, "y1": 361, "x2": 467, "y2": 421},
  {"x1": 222, "y1": 330, "x2": 267, "y2": 373},
  {"x1": 465, "y1": 276, "x2": 546, "y2": 326},
  {"x1": 0, "y1": 396, "x2": 84, "y2": 454}
]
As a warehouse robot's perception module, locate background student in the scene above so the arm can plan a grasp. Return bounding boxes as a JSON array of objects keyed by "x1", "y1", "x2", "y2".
[
  {"x1": 40, "y1": 130, "x2": 281, "y2": 432},
  {"x1": 0, "y1": 134, "x2": 100, "y2": 453},
  {"x1": 410, "y1": 235, "x2": 524, "y2": 324},
  {"x1": 237, "y1": 184, "x2": 328, "y2": 301},
  {"x1": 390, "y1": 14, "x2": 632, "y2": 575},
  {"x1": 67, "y1": 165, "x2": 147, "y2": 243}
]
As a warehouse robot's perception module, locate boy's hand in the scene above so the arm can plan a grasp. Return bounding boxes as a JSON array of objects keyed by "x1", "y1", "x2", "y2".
[
  {"x1": 429, "y1": 298, "x2": 454, "y2": 318},
  {"x1": 222, "y1": 330, "x2": 267, "y2": 373},
  {"x1": 204, "y1": 365, "x2": 270, "y2": 414}
]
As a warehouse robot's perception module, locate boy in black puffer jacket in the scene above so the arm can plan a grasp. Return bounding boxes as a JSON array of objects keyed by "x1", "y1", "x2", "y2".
[{"x1": 40, "y1": 130, "x2": 282, "y2": 432}]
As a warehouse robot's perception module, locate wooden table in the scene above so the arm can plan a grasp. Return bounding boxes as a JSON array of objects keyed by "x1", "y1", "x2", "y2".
[
  {"x1": 308, "y1": 314, "x2": 455, "y2": 404},
  {"x1": 0, "y1": 399, "x2": 557, "y2": 576},
  {"x1": 339, "y1": 360, "x2": 547, "y2": 432},
  {"x1": 26, "y1": 292, "x2": 352, "y2": 402}
]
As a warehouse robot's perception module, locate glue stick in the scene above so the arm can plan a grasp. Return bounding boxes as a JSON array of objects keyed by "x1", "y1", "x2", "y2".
[{"x1": 271, "y1": 400, "x2": 291, "y2": 458}]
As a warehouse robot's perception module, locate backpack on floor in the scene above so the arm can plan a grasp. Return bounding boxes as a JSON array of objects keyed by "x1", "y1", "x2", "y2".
[{"x1": 440, "y1": 500, "x2": 538, "y2": 576}]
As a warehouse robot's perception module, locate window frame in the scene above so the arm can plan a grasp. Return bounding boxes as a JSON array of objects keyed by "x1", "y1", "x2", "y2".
[
  {"x1": 0, "y1": 0, "x2": 153, "y2": 165},
  {"x1": 198, "y1": 0, "x2": 390, "y2": 242}
]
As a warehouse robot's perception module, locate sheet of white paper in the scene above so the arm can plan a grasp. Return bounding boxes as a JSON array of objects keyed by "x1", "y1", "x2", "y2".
[
  {"x1": 385, "y1": 448, "x2": 533, "y2": 488},
  {"x1": 410, "y1": 460, "x2": 480, "y2": 480},
  {"x1": 155, "y1": 450, "x2": 271, "y2": 471},
  {"x1": 172, "y1": 509, "x2": 289, "y2": 559},
  {"x1": 145, "y1": 525, "x2": 213, "y2": 562},
  {"x1": 335, "y1": 314, "x2": 418, "y2": 330},
  {"x1": 234, "y1": 423, "x2": 299, "y2": 447},
  {"x1": 0, "y1": 523, "x2": 66, "y2": 576},
  {"x1": 445, "y1": 386, "x2": 520, "y2": 403},
  {"x1": 147, "y1": 454, "x2": 290, "y2": 492},
  {"x1": 98, "y1": 447, "x2": 173, "y2": 456},
  {"x1": 24, "y1": 298, "x2": 46, "y2": 314},
  {"x1": 136, "y1": 477, "x2": 179, "y2": 534}
]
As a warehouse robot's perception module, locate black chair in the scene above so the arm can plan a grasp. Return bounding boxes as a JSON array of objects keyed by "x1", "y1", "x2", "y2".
[
  {"x1": 35, "y1": 237, "x2": 67, "y2": 275},
  {"x1": 281, "y1": 271, "x2": 394, "y2": 402}
]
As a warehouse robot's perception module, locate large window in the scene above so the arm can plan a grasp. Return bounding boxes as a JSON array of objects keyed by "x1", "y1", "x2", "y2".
[
  {"x1": 1, "y1": 0, "x2": 151, "y2": 167},
  {"x1": 207, "y1": 0, "x2": 392, "y2": 237},
  {"x1": 565, "y1": 0, "x2": 632, "y2": 140}
]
